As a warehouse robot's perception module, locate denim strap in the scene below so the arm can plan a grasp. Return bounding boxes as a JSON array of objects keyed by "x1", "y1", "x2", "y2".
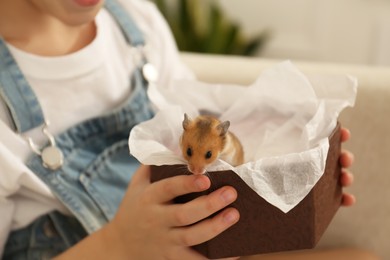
[
  {"x1": 0, "y1": 0, "x2": 145, "y2": 133},
  {"x1": 104, "y1": 0, "x2": 145, "y2": 46},
  {"x1": 0, "y1": 38, "x2": 46, "y2": 133}
]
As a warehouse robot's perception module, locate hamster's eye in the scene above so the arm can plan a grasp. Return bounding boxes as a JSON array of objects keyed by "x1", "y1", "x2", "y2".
[
  {"x1": 205, "y1": 151, "x2": 212, "y2": 159},
  {"x1": 186, "y1": 148, "x2": 192, "y2": 157}
]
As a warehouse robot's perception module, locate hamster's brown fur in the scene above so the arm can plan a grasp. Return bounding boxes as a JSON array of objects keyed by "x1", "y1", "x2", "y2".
[{"x1": 180, "y1": 114, "x2": 244, "y2": 175}]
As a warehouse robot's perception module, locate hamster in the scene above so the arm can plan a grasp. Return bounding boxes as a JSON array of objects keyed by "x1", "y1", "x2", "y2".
[{"x1": 180, "y1": 113, "x2": 244, "y2": 175}]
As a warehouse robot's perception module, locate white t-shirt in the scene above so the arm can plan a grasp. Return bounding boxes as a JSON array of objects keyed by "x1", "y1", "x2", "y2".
[{"x1": 0, "y1": 0, "x2": 194, "y2": 255}]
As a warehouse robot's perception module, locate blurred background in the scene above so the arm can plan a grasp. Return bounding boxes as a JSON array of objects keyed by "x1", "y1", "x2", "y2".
[{"x1": 150, "y1": 0, "x2": 390, "y2": 66}]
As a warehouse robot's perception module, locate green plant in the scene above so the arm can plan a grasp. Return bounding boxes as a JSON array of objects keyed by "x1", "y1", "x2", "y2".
[{"x1": 152, "y1": 0, "x2": 270, "y2": 56}]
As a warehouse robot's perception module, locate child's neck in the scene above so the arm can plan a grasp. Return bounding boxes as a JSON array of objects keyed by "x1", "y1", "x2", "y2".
[{"x1": 0, "y1": 0, "x2": 97, "y2": 56}]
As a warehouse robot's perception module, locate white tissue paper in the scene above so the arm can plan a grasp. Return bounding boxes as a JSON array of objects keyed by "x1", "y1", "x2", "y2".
[{"x1": 129, "y1": 61, "x2": 357, "y2": 213}]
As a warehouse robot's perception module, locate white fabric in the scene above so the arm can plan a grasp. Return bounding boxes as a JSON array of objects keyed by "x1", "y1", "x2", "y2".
[{"x1": 0, "y1": 0, "x2": 194, "y2": 255}]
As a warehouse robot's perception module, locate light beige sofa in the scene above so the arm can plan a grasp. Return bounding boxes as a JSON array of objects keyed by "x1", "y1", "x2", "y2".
[{"x1": 181, "y1": 52, "x2": 389, "y2": 260}]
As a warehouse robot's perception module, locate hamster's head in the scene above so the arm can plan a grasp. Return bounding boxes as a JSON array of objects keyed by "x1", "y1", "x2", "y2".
[{"x1": 180, "y1": 114, "x2": 229, "y2": 175}]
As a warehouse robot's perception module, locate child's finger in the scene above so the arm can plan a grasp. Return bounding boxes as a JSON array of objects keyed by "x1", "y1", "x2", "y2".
[
  {"x1": 129, "y1": 165, "x2": 152, "y2": 188},
  {"x1": 340, "y1": 127, "x2": 351, "y2": 143},
  {"x1": 340, "y1": 149, "x2": 354, "y2": 168},
  {"x1": 341, "y1": 193, "x2": 356, "y2": 207},
  {"x1": 166, "y1": 186, "x2": 237, "y2": 227},
  {"x1": 340, "y1": 170, "x2": 354, "y2": 187},
  {"x1": 170, "y1": 207, "x2": 239, "y2": 247},
  {"x1": 164, "y1": 246, "x2": 208, "y2": 260},
  {"x1": 147, "y1": 174, "x2": 211, "y2": 203}
]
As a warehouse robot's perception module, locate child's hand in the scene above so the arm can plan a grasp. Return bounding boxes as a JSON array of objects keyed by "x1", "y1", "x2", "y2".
[
  {"x1": 339, "y1": 127, "x2": 356, "y2": 207},
  {"x1": 106, "y1": 165, "x2": 239, "y2": 260}
]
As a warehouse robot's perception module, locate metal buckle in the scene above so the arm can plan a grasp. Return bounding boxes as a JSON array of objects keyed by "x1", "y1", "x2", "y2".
[{"x1": 25, "y1": 122, "x2": 63, "y2": 170}]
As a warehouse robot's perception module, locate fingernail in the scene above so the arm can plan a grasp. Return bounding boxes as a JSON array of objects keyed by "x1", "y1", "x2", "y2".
[
  {"x1": 224, "y1": 210, "x2": 239, "y2": 224},
  {"x1": 194, "y1": 176, "x2": 208, "y2": 190},
  {"x1": 221, "y1": 189, "x2": 236, "y2": 204}
]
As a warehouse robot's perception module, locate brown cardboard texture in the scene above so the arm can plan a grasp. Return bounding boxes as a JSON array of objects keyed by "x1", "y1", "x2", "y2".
[{"x1": 150, "y1": 124, "x2": 342, "y2": 259}]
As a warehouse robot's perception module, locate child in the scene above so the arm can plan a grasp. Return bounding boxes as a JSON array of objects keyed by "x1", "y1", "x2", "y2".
[{"x1": 0, "y1": 0, "x2": 355, "y2": 259}]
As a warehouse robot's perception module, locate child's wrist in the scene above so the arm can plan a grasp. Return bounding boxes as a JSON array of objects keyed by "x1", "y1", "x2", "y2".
[{"x1": 100, "y1": 221, "x2": 131, "y2": 259}]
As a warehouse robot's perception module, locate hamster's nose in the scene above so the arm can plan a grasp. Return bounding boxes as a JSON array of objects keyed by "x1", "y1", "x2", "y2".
[{"x1": 189, "y1": 165, "x2": 206, "y2": 175}]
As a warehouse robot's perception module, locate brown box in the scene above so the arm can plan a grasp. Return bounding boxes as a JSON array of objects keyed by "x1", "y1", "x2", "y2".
[{"x1": 150, "y1": 124, "x2": 342, "y2": 259}]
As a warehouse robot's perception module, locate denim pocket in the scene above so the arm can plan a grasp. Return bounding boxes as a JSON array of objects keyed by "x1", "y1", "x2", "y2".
[
  {"x1": 3, "y1": 212, "x2": 83, "y2": 260},
  {"x1": 79, "y1": 140, "x2": 140, "y2": 220}
]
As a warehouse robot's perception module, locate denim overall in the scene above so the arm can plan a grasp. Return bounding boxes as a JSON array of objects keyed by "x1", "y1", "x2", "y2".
[{"x1": 0, "y1": 1, "x2": 154, "y2": 259}]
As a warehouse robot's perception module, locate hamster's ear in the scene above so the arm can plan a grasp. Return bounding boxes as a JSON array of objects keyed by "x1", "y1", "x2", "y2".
[
  {"x1": 217, "y1": 121, "x2": 230, "y2": 136},
  {"x1": 182, "y1": 113, "x2": 191, "y2": 130}
]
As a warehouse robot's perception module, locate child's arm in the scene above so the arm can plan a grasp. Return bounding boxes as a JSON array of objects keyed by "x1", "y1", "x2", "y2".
[{"x1": 54, "y1": 165, "x2": 239, "y2": 260}]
